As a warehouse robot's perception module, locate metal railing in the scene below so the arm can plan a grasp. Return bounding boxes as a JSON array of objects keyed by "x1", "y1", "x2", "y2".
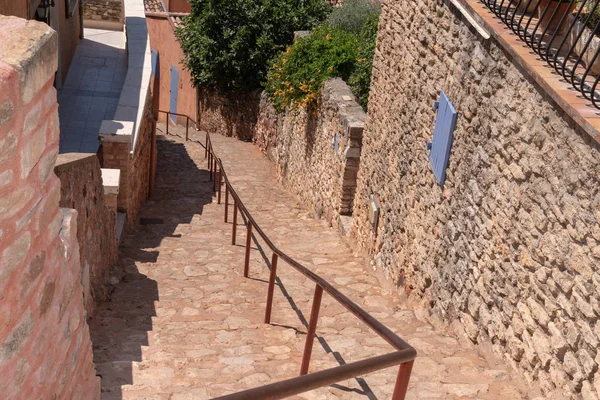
[
  {"x1": 158, "y1": 111, "x2": 417, "y2": 399},
  {"x1": 480, "y1": 0, "x2": 600, "y2": 107}
]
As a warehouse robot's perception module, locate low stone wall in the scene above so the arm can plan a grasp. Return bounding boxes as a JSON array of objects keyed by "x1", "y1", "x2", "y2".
[
  {"x1": 126, "y1": 94, "x2": 154, "y2": 226},
  {"x1": 54, "y1": 153, "x2": 119, "y2": 314},
  {"x1": 352, "y1": 0, "x2": 600, "y2": 396},
  {"x1": 100, "y1": 0, "x2": 156, "y2": 230},
  {"x1": 83, "y1": 0, "x2": 124, "y2": 29},
  {"x1": 0, "y1": 17, "x2": 99, "y2": 399},
  {"x1": 255, "y1": 78, "x2": 365, "y2": 229},
  {"x1": 198, "y1": 87, "x2": 261, "y2": 142}
]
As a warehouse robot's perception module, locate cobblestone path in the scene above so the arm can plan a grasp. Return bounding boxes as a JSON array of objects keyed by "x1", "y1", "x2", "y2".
[{"x1": 90, "y1": 126, "x2": 541, "y2": 399}]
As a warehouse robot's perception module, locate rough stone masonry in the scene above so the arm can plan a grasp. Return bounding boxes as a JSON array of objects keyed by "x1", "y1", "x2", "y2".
[
  {"x1": 0, "y1": 16, "x2": 100, "y2": 399},
  {"x1": 352, "y1": 0, "x2": 600, "y2": 397}
]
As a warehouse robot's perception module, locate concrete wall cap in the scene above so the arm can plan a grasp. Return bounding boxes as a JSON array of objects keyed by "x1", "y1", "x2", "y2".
[
  {"x1": 99, "y1": 120, "x2": 134, "y2": 142},
  {"x1": 101, "y1": 168, "x2": 121, "y2": 195}
]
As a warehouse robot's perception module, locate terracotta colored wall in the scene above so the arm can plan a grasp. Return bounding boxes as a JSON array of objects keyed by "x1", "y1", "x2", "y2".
[
  {"x1": 167, "y1": 0, "x2": 191, "y2": 13},
  {"x1": 58, "y1": 0, "x2": 81, "y2": 82},
  {"x1": 0, "y1": 16, "x2": 99, "y2": 399},
  {"x1": 146, "y1": 15, "x2": 196, "y2": 125},
  {"x1": 0, "y1": 0, "x2": 28, "y2": 18}
]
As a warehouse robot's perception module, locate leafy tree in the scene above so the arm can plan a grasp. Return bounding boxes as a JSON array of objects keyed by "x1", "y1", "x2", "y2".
[{"x1": 176, "y1": 0, "x2": 330, "y2": 91}]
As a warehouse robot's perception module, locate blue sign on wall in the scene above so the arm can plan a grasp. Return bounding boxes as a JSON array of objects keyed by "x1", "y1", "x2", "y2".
[
  {"x1": 170, "y1": 66, "x2": 179, "y2": 124},
  {"x1": 427, "y1": 91, "x2": 457, "y2": 186},
  {"x1": 151, "y1": 50, "x2": 159, "y2": 78}
]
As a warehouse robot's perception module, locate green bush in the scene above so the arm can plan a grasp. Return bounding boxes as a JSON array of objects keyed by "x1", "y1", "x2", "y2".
[
  {"x1": 327, "y1": 0, "x2": 381, "y2": 34},
  {"x1": 176, "y1": 0, "x2": 331, "y2": 91},
  {"x1": 264, "y1": 26, "x2": 359, "y2": 112},
  {"x1": 348, "y1": 12, "x2": 379, "y2": 110}
]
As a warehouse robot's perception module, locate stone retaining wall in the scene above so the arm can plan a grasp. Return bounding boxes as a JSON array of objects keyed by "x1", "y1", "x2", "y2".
[
  {"x1": 198, "y1": 87, "x2": 261, "y2": 142},
  {"x1": 352, "y1": 0, "x2": 600, "y2": 397},
  {"x1": 83, "y1": 0, "x2": 124, "y2": 25},
  {"x1": 0, "y1": 17, "x2": 99, "y2": 399},
  {"x1": 255, "y1": 78, "x2": 365, "y2": 229},
  {"x1": 54, "y1": 153, "x2": 119, "y2": 315}
]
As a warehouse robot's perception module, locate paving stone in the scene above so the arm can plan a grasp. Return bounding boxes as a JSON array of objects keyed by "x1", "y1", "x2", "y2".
[{"x1": 89, "y1": 126, "x2": 540, "y2": 399}]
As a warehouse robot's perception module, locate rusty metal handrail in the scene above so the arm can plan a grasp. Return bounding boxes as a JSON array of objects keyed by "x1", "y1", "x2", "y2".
[{"x1": 158, "y1": 110, "x2": 417, "y2": 400}]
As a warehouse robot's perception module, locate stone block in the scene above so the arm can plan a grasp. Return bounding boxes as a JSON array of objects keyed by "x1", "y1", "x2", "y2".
[
  {"x1": 0, "y1": 308, "x2": 34, "y2": 363},
  {"x1": 0, "y1": 231, "x2": 31, "y2": 282},
  {"x1": 21, "y1": 123, "x2": 47, "y2": 178},
  {"x1": 0, "y1": 17, "x2": 58, "y2": 104},
  {"x1": 0, "y1": 132, "x2": 18, "y2": 165}
]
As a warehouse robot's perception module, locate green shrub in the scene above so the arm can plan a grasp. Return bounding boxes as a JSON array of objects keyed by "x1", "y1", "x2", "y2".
[
  {"x1": 264, "y1": 26, "x2": 359, "y2": 112},
  {"x1": 176, "y1": 0, "x2": 331, "y2": 91},
  {"x1": 348, "y1": 12, "x2": 379, "y2": 110},
  {"x1": 327, "y1": 0, "x2": 381, "y2": 34}
]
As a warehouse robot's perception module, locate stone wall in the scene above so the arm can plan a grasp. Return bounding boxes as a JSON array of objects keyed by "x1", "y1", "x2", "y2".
[
  {"x1": 255, "y1": 78, "x2": 365, "y2": 229},
  {"x1": 83, "y1": 0, "x2": 124, "y2": 24},
  {"x1": 54, "y1": 153, "x2": 119, "y2": 314},
  {"x1": 198, "y1": 87, "x2": 261, "y2": 142},
  {"x1": 352, "y1": 0, "x2": 600, "y2": 397},
  {"x1": 100, "y1": 0, "x2": 156, "y2": 231},
  {"x1": 0, "y1": 16, "x2": 99, "y2": 399},
  {"x1": 126, "y1": 93, "x2": 154, "y2": 227}
]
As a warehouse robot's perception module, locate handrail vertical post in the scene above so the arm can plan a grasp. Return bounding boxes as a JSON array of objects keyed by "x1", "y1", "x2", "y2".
[
  {"x1": 391, "y1": 360, "x2": 414, "y2": 400},
  {"x1": 300, "y1": 284, "x2": 323, "y2": 376},
  {"x1": 166, "y1": 113, "x2": 169, "y2": 136},
  {"x1": 185, "y1": 118, "x2": 189, "y2": 141},
  {"x1": 264, "y1": 253, "x2": 279, "y2": 324},
  {"x1": 205, "y1": 134, "x2": 208, "y2": 159},
  {"x1": 232, "y1": 200, "x2": 238, "y2": 245},
  {"x1": 244, "y1": 222, "x2": 252, "y2": 278},
  {"x1": 209, "y1": 153, "x2": 213, "y2": 181},
  {"x1": 224, "y1": 185, "x2": 229, "y2": 223},
  {"x1": 213, "y1": 160, "x2": 217, "y2": 192},
  {"x1": 217, "y1": 168, "x2": 222, "y2": 204}
]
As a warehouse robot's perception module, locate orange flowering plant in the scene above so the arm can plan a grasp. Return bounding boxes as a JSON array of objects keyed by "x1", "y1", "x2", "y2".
[{"x1": 264, "y1": 26, "x2": 358, "y2": 112}]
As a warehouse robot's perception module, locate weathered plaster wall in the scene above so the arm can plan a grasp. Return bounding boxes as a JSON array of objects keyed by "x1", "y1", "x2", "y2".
[
  {"x1": 0, "y1": 16, "x2": 99, "y2": 399},
  {"x1": 255, "y1": 78, "x2": 364, "y2": 229},
  {"x1": 0, "y1": 0, "x2": 28, "y2": 18},
  {"x1": 54, "y1": 153, "x2": 118, "y2": 314},
  {"x1": 166, "y1": 0, "x2": 190, "y2": 13},
  {"x1": 352, "y1": 0, "x2": 600, "y2": 397},
  {"x1": 57, "y1": 0, "x2": 82, "y2": 83},
  {"x1": 146, "y1": 15, "x2": 196, "y2": 125}
]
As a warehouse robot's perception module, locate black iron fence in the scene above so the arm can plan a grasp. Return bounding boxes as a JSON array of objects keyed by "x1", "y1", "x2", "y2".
[{"x1": 481, "y1": 0, "x2": 600, "y2": 107}]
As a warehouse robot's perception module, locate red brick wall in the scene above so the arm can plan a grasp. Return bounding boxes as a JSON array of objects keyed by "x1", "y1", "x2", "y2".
[
  {"x1": 147, "y1": 15, "x2": 196, "y2": 125},
  {"x1": 0, "y1": 17, "x2": 99, "y2": 400}
]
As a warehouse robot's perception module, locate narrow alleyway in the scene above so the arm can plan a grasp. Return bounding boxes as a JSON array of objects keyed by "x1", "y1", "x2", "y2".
[
  {"x1": 90, "y1": 124, "x2": 540, "y2": 399},
  {"x1": 57, "y1": 28, "x2": 126, "y2": 153}
]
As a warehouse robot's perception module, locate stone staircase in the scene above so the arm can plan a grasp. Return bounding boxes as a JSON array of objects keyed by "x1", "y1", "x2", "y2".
[{"x1": 89, "y1": 122, "x2": 541, "y2": 399}]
